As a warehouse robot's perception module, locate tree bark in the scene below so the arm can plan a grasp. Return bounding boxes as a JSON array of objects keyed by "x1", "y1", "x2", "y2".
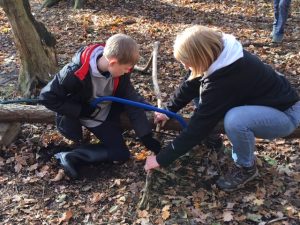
[
  {"x1": 1, "y1": 104, "x2": 300, "y2": 138},
  {"x1": 0, "y1": 0, "x2": 57, "y2": 96}
]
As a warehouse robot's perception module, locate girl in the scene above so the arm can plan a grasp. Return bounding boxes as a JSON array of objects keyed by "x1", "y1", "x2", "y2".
[{"x1": 144, "y1": 25, "x2": 300, "y2": 192}]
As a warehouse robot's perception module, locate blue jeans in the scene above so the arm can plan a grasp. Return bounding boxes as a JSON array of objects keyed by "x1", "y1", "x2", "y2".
[
  {"x1": 224, "y1": 101, "x2": 300, "y2": 167},
  {"x1": 273, "y1": 0, "x2": 291, "y2": 36}
]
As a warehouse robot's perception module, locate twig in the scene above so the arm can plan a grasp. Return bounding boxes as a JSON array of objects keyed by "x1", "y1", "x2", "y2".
[
  {"x1": 265, "y1": 217, "x2": 288, "y2": 224},
  {"x1": 242, "y1": 41, "x2": 270, "y2": 47},
  {"x1": 134, "y1": 53, "x2": 153, "y2": 73},
  {"x1": 137, "y1": 170, "x2": 153, "y2": 210},
  {"x1": 152, "y1": 130, "x2": 178, "y2": 137},
  {"x1": 0, "y1": 77, "x2": 17, "y2": 86},
  {"x1": 42, "y1": 184, "x2": 45, "y2": 199}
]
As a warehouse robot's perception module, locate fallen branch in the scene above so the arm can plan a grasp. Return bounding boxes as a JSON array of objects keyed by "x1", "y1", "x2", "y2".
[
  {"x1": 265, "y1": 217, "x2": 288, "y2": 224},
  {"x1": 2, "y1": 104, "x2": 300, "y2": 138},
  {"x1": 138, "y1": 41, "x2": 160, "y2": 210},
  {"x1": 134, "y1": 52, "x2": 153, "y2": 73},
  {"x1": 242, "y1": 41, "x2": 270, "y2": 48},
  {"x1": 137, "y1": 170, "x2": 153, "y2": 210}
]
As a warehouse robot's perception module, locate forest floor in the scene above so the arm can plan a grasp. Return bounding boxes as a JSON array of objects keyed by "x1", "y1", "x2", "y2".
[{"x1": 0, "y1": 0, "x2": 300, "y2": 224}]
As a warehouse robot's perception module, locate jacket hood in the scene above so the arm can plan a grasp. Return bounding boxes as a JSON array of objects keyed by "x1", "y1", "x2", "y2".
[
  {"x1": 89, "y1": 46, "x2": 105, "y2": 77},
  {"x1": 71, "y1": 46, "x2": 85, "y2": 65},
  {"x1": 205, "y1": 33, "x2": 243, "y2": 76}
]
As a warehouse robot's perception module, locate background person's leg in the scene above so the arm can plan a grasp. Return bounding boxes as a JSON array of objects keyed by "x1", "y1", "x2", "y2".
[
  {"x1": 273, "y1": 0, "x2": 280, "y2": 33},
  {"x1": 273, "y1": 0, "x2": 291, "y2": 42}
]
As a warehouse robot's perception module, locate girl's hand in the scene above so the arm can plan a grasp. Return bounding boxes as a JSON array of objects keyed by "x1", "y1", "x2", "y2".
[
  {"x1": 154, "y1": 112, "x2": 169, "y2": 125},
  {"x1": 144, "y1": 155, "x2": 160, "y2": 172}
]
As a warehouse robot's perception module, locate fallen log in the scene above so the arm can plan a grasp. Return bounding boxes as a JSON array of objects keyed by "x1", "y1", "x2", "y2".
[{"x1": 1, "y1": 104, "x2": 300, "y2": 138}]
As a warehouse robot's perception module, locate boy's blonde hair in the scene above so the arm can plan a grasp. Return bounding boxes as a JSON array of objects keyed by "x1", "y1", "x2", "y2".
[
  {"x1": 104, "y1": 33, "x2": 139, "y2": 65},
  {"x1": 174, "y1": 25, "x2": 223, "y2": 79}
]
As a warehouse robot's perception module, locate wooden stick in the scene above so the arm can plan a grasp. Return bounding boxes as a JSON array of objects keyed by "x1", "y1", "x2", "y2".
[
  {"x1": 151, "y1": 41, "x2": 162, "y2": 109},
  {"x1": 137, "y1": 170, "x2": 153, "y2": 210},
  {"x1": 265, "y1": 217, "x2": 288, "y2": 224},
  {"x1": 138, "y1": 41, "x2": 161, "y2": 210},
  {"x1": 134, "y1": 53, "x2": 153, "y2": 73}
]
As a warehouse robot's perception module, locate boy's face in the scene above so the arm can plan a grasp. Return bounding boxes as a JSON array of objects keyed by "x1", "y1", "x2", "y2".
[{"x1": 108, "y1": 59, "x2": 133, "y2": 77}]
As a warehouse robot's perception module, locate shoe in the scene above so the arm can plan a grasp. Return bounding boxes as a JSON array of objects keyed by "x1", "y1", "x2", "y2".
[
  {"x1": 272, "y1": 34, "x2": 283, "y2": 43},
  {"x1": 216, "y1": 162, "x2": 258, "y2": 192},
  {"x1": 54, "y1": 152, "x2": 78, "y2": 179}
]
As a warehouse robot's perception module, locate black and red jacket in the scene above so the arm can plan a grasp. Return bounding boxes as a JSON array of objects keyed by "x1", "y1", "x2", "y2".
[{"x1": 39, "y1": 45, "x2": 152, "y2": 137}]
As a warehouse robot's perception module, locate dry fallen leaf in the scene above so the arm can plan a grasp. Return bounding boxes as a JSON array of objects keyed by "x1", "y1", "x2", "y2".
[
  {"x1": 162, "y1": 210, "x2": 170, "y2": 220},
  {"x1": 223, "y1": 210, "x2": 233, "y2": 222},
  {"x1": 58, "y1": 210, "x2": 73, "y2": 224},
  {"x1": 90, "y1": 192, "x2": 104, "y2": 204},
  {"x1": 134, "y1": 150, "x2": 149, "y2": 161},
  {"x1": 50, "y1": 169, "x2": 65, "y2": 182},
  {"x1": 137, "y1": 209, "x2": 149, "y2": 218},
  {"x1": 14, "y1": 163, "x2": 22, "y2": 173},
  {"x1": 27, "y1": 163, "x2": 38, "y2": 171},
  {"x1": 162, "y1": 205, "x2": 171, "y2": 220},
  {"x1": 253, "y1": 198, "x2": 264, "y2": 206}
]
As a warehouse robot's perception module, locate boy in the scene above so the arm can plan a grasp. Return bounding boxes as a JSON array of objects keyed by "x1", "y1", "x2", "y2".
[{"x1": 40, "y1": 34, "x2": 161, "y2": 179}]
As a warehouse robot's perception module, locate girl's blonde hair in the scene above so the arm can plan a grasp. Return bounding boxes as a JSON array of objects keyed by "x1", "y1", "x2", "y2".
[
  {"x1": 104, "y1": 33, "x2": 140, "y2": 65},
  {"x1": 174, "y1": 25, "x2": 223, "y2": 79}
]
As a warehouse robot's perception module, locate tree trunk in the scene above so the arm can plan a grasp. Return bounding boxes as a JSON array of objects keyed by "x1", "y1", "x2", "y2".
[
  {"x1": 1, "y1": 104, "x2": 300, "y2": 138},
  {"x1": 0, "y1": 0, "x2": 57, "y2": 97}
]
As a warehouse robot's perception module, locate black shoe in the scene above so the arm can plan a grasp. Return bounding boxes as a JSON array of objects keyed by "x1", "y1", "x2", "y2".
[
  {"x1": 216, "y1": 163, "x2": 258, "y2": 192},
  {"x1": 54, "y1": 152, "x2": 78, "y2": 179}
]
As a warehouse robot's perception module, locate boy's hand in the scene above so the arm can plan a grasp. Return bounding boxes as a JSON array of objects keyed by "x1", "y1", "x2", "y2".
[
  {"x1": 154, "y1": 112, "x2": 169, "y2": 126},
  {"x1": 144, "y1": 155, "x2": 160, "y2": 172}
]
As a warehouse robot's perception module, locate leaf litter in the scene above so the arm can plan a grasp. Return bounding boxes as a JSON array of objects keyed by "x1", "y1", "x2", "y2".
[{"x1": 0, "y1": 0, "x2": 300, "y2": 224}]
